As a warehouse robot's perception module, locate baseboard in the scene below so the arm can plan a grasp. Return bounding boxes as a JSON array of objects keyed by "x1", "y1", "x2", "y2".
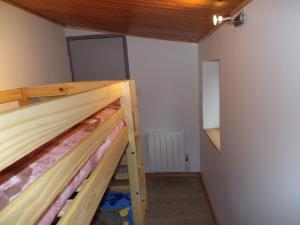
[
  {"x1": 145, "y1": 172, "x2": 201, "y2": 177},
  {"x1": 200, "y1": 173, "x2": 220, "y2": 225}
]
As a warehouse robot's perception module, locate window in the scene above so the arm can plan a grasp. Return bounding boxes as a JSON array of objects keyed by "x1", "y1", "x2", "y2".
[{"x1": 202, "y1": 61, "x2": 220, "y2": 152}]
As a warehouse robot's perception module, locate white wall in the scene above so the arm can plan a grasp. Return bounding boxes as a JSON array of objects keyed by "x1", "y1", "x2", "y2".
[
  {"x1": 199, "y1": 1, "x2": 300, "y2": 225},
  {"x1": 65, "y1": 28, "x2": 105, "y2": 37},
  {"x1": 65, "y1": 29, "x2": 201, "y2": 171},
  {"x1": 127, "y1": 37, "x2": 200, "y2": 172},
  {"x1": 0, "y1": 1, "x2": 71, "y2": 90}
]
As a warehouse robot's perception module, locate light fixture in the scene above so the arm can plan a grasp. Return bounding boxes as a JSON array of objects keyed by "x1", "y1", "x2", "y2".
[
  {"x1": 212, "y1": 12, "x2": 245, "y2": 27},
  {"x1": 213, "y1": 15, "x2": 218, "y2": 26}
]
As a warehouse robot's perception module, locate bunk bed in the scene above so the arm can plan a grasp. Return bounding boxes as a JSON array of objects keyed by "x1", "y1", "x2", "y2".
[{"x1": 0, "y1": 80, "x2": 147, "y2": 225}]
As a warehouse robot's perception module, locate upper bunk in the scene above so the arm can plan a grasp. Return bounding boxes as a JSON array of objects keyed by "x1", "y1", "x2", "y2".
[{"x1": 0, "y1": 81, "x2": 147, "y2": 225}]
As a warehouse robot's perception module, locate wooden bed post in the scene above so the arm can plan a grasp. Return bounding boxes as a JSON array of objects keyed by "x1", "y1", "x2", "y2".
[
  {"x1": 18, "y1": 88, "x2": 30, "y2": 106},
  {"x1": 0, "y1": 88, "x2": 29, "y2": 106},
  {"x1": 121, "y1": 81, "x2": 147, "y2": 225}
]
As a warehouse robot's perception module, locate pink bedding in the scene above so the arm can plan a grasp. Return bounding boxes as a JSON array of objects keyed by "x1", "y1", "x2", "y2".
[{"x1": 0, "y1": 104, "x2": 125, "y2": 225}]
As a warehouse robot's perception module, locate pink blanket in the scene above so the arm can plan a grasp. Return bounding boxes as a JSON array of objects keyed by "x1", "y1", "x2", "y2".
[{"x1": 0, "y1": 104, "x2": 125, "y2": 225}]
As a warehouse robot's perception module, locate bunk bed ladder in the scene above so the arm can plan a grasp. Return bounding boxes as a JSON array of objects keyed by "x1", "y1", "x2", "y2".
[{"x1": 121, "y1": 81, "x2": 148, "y2": 225}]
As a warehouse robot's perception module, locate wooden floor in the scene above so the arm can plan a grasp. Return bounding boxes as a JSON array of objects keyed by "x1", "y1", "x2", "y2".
[{"x1": 146, "y1": 176, "x2": 215, "y2": 225}]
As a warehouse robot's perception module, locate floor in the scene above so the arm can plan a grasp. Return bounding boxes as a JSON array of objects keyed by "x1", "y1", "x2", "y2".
[{"x1": 146, "y1": 176, "x2": 215, "y2": 225}]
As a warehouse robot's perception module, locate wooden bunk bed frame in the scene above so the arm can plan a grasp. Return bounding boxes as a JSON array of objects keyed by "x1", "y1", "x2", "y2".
[{"x1": 0, "y1": 80, "x2": 147, "y2": 225}]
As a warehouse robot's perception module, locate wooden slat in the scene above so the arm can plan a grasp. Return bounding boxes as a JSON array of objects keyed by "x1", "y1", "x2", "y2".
[
  {"x1": 138, "y1": 166, "x2": 145, "y2": 183},
  {"x1": 121, "y1": 81, "x2": 145, "y2": 225},
  {"x1": 110, "y1": 185, "x2": 130, "y2": 193},
  {"x1": 119, "y1": 155, "x2": 127, "y2": 166},
  {"x1": 130, "y1": 81, "x2": 144, "y2": 165},
  {"x1": 110, "y1": 180, "x2": 130, "y2": 193},
  {"x1": 138, "y1": 165, "x2": 147, "y2": 211},
  {"x1": 135, "y1": 135, "x2": 140, "y2": 149},
  {"x1": 114, "y1": 172, "x2": 129, "y2": 180},
  {"x1": 135, "y1": 134, "x2": 143, "y2": 162},
  {"x1": 129, "y1": 81, "x2": 138, "y2": 109},
  {"x1": 76, "y1": 179, "x2": 88, "y2": 193},
  {"x1": 58, "y1": 200, "x2": 74, "y2": 218},
  {"x1": 25, "y1": 81, "x2": 122, "y2": 98},
  {"x1": 0, "y1": 83, "x2": 122, "y2": 172},
  {"x1": 0, "y1": 88, "x2": 22, "y2": 104},
  {"x1": 0, "y1": 108, "x2": 125, "y2": 225},
  {"x1": 129, "y1": 81, "x2": 140, "y2": 135},
  {"x1": 142, "y1": 198, "x2": 148, "y2": 223},
  {"x1": 58, "y1": 127, "x2": 128, "y2": 225},
  {"x1": 129, "y1": 80, "x2": 148, "y2": 220},
  {"x1": 18, "y1": 88, "x2": 30, "y2": 106}
]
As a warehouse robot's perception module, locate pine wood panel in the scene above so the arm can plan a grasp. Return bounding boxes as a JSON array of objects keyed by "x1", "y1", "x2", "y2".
[
  {"x1": 18, "y1": 88, "x2": 30, "y2": 106},
  {"x1": 121, "y1": 81, "x2": 147, "y2": 225},
  {"x1": 4, "y1": 0, "x2": 251, "y2": 42},
  {"x1": 25, "y1": 81, "x2": 121, "y2": 98},
  {"x1": 0, "y1": 83, "x2": 122, "y2": 172},
  {"x1": 114, "y1": 171, "x2": 129, "y2": 180},
  {"x1": 129, "y1": 80, "x2": 149, "y2": 217},
  {"x1": 0, "y1": 88, "x2": 22, "y2": 104},
  {"x1": 110, "y1": 180, "x2": 130, "y2": 193},
  {"x1": 119, "y1": 154, "x2": 128, "y2": 166},
  {"x1": 58, "y1": 127, "x2": 128, "y2": 225},
  {"x1": 58, "y1": 200, "x2": 74, "y2": 218},
  {"x1": 203, "y1": 128, "x2": 221, "y2": 152},
  {"x1": 0, "y1": 108, "x2": 125, "y2": 225},
  {"x1": 0, "y1": 88, "x2": 28, "y2": 107}
]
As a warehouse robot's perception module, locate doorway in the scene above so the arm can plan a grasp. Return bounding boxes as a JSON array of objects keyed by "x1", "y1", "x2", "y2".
[{"x1": 67, "y1": 35, "x2": 130, "y2": 81}]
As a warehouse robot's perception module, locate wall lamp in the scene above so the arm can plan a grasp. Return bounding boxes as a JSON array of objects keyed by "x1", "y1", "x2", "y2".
[{"x1": 213, "y1": 12, "x2": 245, "y2": 27}]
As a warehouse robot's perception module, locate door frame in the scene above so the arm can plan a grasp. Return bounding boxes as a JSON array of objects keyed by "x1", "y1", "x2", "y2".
[{"x1": 66, "y1": 34, "x2": 130, "y2": 81}]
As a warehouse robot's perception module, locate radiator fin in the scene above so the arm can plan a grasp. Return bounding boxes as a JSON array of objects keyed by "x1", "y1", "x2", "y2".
[{"x1": 148, "y1": 130, "x2": 185, "y2": 172}]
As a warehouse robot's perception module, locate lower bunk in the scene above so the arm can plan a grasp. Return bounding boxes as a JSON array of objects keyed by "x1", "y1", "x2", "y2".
[{"x1": 91, "y1": 191, "x2": 133, "y2": 225}]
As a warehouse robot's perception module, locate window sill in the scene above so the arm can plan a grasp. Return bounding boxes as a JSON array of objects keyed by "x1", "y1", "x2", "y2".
[{"x1": 203, "y1": 128, "x2": 221, "y2": 153}]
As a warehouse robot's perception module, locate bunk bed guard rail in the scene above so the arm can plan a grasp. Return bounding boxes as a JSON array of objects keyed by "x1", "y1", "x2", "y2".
[{"x1": 0, "y1": 81, "x2": 147, "y2": 225}]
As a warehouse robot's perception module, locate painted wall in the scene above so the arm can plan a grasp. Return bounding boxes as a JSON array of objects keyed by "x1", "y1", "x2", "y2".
[
  {"x1": 65, "y1": 28, "x2": 106, "y2": 37},
  {"x1": 65, "y1": 28, "x2": 201, "y2": 171},
  {"x1": 0, "y1": 1, "x2": 71, "y2": 90},
  {"x1": 127, "y1": 37, "x2": 200, "y2": 172},
  {"x1": 198, "y1": 1, "x2": 300, "y2": 225}
]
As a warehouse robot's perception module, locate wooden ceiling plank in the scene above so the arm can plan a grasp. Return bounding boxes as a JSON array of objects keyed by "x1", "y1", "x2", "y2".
[{"x1": 3, "y1": 0, "x2": 251, "y2": 42}]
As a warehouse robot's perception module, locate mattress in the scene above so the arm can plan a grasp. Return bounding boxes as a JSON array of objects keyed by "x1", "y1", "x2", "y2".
[{"x1": 0, "y1": 103, "x2": 125, "y2": 225}]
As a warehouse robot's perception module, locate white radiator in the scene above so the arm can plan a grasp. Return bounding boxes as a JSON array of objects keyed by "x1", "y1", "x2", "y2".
[{"x1": 148, "y1": 130, "x2": 187, "y2": 172}]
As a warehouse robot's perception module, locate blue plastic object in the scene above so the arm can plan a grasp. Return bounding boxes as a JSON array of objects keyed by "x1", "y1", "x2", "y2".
[{"x1": 100, "y1": 192, "x2": 133, "y2": 225}]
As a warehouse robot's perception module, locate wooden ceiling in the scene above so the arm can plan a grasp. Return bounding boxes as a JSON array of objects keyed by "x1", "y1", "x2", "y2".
[{"x1": 5, "y1": 0, "x2": 250, "y2": 42}]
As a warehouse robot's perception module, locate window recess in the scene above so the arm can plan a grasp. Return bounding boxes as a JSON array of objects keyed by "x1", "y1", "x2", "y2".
[{"x1": 202, "y1": 61, "x2": 221, "y2": 153}]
